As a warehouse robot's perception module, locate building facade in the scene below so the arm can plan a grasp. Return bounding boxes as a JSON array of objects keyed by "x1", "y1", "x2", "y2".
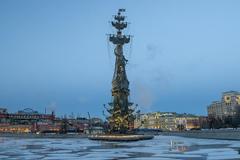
[
  {"x1": 207, "y1": 91, "x2": 240, "y2": 127},
  {"x1": 207, "y1": 91, "x2": 240, "y2": 119},
  {"x1": 134, "y1": 112, "x2": 201, "y2": 131},
  {"x1": 0, "y1": 108, "x2": 55, "y2": 125},
  {"x1": 175, "y1": 114, "x2": 200, "y2": 131},
  {"x1": 0, "y1": 124, "x2": 32, "y2": 133},
  {"x1": 0, "y1": 108, "x2": 56, "y2": 133}
]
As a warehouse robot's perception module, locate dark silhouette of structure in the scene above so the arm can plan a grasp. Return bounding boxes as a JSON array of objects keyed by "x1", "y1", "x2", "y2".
[{"x1": 106, "y1": 9, "x2": 135, "y2": 134}]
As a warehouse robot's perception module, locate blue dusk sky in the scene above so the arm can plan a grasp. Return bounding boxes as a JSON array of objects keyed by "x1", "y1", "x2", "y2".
[{"x1": 0, "y1": 0, "x2": 240, "y2": 118}]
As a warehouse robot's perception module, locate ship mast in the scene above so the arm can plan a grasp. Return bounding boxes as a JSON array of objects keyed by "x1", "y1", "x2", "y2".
[{"x1": 107, "y1": 9, "x2": 135, "y2": 134}]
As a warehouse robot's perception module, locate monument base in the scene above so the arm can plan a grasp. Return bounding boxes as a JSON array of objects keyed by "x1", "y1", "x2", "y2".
[{"x1": 88, "y1": 134, "x2": 154, "y2": 141}]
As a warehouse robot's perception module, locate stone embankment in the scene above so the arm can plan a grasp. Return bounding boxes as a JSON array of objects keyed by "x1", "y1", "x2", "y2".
[
  {"x1": 159, "y1": 129, "x2": 240, "y2": 140},
  {"x1": 0, "y1": 133, "x2": 88, "y2": 139}
]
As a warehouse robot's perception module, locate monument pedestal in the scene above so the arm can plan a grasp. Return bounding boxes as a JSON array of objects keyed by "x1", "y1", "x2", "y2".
[{"x1": 88, "y1": 134, "x2": 154, "y2": 141}]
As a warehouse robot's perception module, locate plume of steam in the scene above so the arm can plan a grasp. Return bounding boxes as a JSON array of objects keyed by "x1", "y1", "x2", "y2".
[
  {"x1": 132, "y1": 82, "x2": 154, "y2": 113},
  {"x1": 146, "y1": 44, "x2": 162, "y2": 60}
]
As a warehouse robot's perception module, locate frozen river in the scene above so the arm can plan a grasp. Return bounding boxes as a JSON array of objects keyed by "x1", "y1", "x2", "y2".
[{"x1": 0, "y1": 135, "x2": 240, "y2": 160}]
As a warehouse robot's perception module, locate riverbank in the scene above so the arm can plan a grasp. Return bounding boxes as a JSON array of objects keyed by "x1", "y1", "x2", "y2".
[
  {"x1": 0, "y1": 133, "x2": 88, "y2": 139},
  {"x1": 159, "y1": 129, "x2": 240, "y2": 140},
  {"x1": 1, "y1": 129, "x2": 240, "y2": 140}
]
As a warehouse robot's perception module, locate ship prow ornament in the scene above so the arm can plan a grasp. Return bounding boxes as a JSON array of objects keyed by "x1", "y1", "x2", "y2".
[{"x1": 88, "y1": 9, "x2": 154, "y2": 141}]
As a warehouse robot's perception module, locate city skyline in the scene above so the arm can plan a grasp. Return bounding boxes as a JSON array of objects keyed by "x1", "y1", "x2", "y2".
[{"x1": 1, "y1": 0, "x2": 240, "y2": 118}]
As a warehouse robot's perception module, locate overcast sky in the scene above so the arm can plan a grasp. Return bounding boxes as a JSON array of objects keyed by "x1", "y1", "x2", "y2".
[{"x1": 1, "y1": 0, "x2": 240, "y2": 118}]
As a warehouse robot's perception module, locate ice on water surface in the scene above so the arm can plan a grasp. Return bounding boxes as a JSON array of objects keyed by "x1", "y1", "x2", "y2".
[{"x1": 0, "y1": 136, "x2": 239, "y2": 160}]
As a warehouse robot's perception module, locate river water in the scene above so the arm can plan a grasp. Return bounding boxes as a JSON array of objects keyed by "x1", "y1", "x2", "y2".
[{"x1": 0, "y1": 136, "x2": 239, "y2": 160}]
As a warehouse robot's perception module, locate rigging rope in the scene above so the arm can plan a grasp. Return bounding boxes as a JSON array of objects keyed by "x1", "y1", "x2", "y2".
[{"x1": 129, "y1": 36, "x2": 133, "y2": 60}]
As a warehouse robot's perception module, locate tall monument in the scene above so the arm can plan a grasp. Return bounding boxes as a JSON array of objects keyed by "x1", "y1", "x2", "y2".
[
  {"x1": 88, "y1": 9, "x2": 153, "y2": 141},
  {"x1": 106, "y1": 9, "x2": 135, "y2": 134}
]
